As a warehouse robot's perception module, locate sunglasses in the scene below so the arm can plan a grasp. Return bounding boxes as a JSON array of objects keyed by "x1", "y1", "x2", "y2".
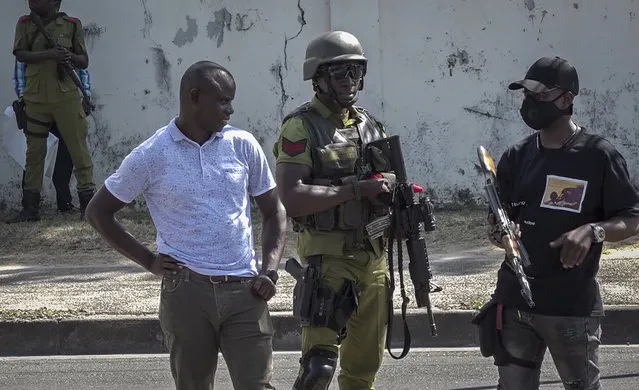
[{"x1": 326, "y1": 63, "x2": 366, "y2": 80}]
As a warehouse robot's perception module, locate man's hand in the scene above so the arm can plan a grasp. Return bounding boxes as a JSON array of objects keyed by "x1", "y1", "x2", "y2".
[
  {"x1": 48, "y1": 46, "x2": 71, "y2": 62},
  {"x1": 148, "y1": 254, "x2": 184, "y2": 276},
  {"x1": 251, "y1": 274, "x2": 276, "y2": 301},
  {"x1": 359, "y1": 178, "x2": 390, "y2": 202},
  {"x1": 549, "y1": 225, "x2": 593, "y2": 269},
  {"x1": 487, "y1": 212, "x2": 520, "y2": 249}
]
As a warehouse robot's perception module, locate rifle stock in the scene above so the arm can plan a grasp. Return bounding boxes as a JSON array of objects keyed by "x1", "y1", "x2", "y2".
[{"x1": 476, "y1": 146, "x2": 534, "y2": 308}]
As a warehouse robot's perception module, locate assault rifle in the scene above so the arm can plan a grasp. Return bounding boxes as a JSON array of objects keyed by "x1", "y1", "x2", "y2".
[
  {"x1": 31, "y1": 12, "x2": 95, "y2": 116},
  {"x1": 365, "y1": 135, "x2": 441, "y2": 359},
  {"x1": 476, "y1": 146, "x2": 534, "y2": 308}
]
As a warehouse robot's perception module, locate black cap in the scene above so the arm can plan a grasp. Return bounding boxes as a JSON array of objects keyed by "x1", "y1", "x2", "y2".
[{"x1": 509, "y1": 56, "x2": 579, "y2": 95}]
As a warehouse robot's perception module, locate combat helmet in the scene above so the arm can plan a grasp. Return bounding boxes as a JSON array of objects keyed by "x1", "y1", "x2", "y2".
[{"x1": 303, "y1": 31, "x2": 367, "y2": 80}]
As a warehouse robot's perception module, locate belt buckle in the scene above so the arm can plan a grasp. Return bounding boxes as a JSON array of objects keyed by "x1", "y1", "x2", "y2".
[{"x1": 209, "y1": 275, "x2": 229, "y2": 284}]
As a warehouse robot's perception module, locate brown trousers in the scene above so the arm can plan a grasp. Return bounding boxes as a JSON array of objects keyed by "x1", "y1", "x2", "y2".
[{"x1": 159, "y1": 267, "x2": 275, "y2": 390}]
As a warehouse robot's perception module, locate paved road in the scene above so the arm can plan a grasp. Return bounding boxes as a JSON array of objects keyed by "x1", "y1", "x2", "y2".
[{"x1": 0, "y1": 346, "x2": 637, "y2": 389}]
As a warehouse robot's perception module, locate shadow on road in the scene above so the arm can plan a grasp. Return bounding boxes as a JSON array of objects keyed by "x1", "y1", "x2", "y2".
[
  {"x1": 451, "y1": 372, "x2": 639, "y2": 390},
  {"x1": 0, "y1": 265, "x2": 156, "y2": 285}
]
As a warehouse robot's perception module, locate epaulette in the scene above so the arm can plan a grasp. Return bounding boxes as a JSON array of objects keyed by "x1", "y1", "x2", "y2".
[
  {"x1": 18, "y1": 15, "x2": 31, "y2": 23},
  {"x1": 281, "y1": 102, "x2": 313, "y2": 125},
  {"x1": 62, "y1": 15, "x2": 81, "y2": 24}
]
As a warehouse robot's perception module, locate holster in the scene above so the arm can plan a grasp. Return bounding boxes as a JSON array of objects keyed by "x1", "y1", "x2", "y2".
[
  {"x1": 471, "y1": 299, "x2": 539, "y2": 369},
  {"x1": 292, "y1": 255, "x2": 361, "y2": 339},
  {"x1": 292, "y1": 258, "x2": 320, "y2": 324},
  {"x1": 12, "y1": 99, "x2": 27, "y2": 130},
  {"x1": 471, "y1": 298, "x2": 498, "y2": 358}
]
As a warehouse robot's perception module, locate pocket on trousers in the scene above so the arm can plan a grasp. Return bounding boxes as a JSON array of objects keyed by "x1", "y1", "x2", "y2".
[
  {"x1": 161, "y1": 273, "x2": 183, "y2": 293},
  {"x1": 241, "y1": 284, "x2": 274, "y2": 336}
]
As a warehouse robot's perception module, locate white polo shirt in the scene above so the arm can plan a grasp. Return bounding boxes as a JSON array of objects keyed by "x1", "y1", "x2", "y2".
[{"x1": 104, "y1": 118, "x2": 276, "y2": 276}]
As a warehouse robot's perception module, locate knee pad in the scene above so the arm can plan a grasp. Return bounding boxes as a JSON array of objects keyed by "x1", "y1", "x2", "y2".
[{"x1": 293, "y1": 347, "x2": 338, "y2": 390}]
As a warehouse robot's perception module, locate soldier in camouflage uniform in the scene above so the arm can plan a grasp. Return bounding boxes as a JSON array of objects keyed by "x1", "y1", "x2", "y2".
[
  {"x1": 7, "y1": 0, "x2": 95, "y2": 223},
  {"x1": 273, "y1": 31, "x2": 394, "y2": 389}
]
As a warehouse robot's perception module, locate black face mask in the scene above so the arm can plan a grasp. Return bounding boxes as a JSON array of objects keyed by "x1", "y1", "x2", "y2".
[{"x1": 519, "y1": 94, "x2": 571, "y2": 130}]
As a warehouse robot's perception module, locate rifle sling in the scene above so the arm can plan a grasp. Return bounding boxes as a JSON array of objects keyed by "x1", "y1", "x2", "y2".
[
  {"x1": 31, "y1": 13, "x2": 85, "y2": 95},
  {"x1": 26, "y1": 12, "x2": 64, "y2": 51},
  {"x1": 384, "y1": 211, "x2": 412, "y2": 360}
]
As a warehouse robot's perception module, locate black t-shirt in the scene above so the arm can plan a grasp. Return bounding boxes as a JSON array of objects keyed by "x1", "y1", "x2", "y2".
[{"x1": 493, "y1": 128, "x2": 639, "y2": 316}]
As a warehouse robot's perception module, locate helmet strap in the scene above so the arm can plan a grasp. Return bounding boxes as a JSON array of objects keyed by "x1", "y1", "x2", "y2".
[{"x1": 314, "y1": 73, "x2": 359, "y2": 109}]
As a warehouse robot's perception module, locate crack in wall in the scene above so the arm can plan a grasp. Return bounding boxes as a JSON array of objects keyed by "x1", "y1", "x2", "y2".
[
  {"x1": 462, "y1": 107, "x2": 507, "y2": 120},
  {"x1": 271, "y1": 61, "x2": 289, "y2": 120},
  {"x1": 283, "y1": 0, "x2": 307, "y2": 71},
  {"x1": 140, "y1": 0, "x2": 152, "y2": 38}
]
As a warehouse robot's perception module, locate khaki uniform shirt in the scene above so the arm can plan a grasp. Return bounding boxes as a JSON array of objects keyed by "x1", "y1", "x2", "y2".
[
  {"x1": 13, "y1": 14, "x2": 87, "y2": 104},
  {"x1": 274, "y1": 96, "x2": 386, "y2": 259}
]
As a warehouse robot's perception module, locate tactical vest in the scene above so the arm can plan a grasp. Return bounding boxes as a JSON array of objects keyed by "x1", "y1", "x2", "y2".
[{"x1": 282, "y1": 102, "x2": 394, "y2": 251}]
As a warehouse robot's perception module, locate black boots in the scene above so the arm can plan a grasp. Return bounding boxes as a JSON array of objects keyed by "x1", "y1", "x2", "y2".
[
  {"x1": 5, "y1": 189, "x2": 94, "y2": 223},
  {"x1": 5, "y1": 190, "x2": 41, "y2": 224},
  {"x1": 78, "y1": 189, "x2": 95, "y2": 220},
  {"x1": 57, "y1": 201, "x2": 76, "y2": 213},
  {"x1": 56, "y1": 190, "x2": 76, "y2": 213}
]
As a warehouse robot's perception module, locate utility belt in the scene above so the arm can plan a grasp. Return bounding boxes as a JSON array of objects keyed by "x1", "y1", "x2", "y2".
[
  {"x1": 285, "y1": 256, "x2": 361, "y2": 343},
  {"x1": 291, "y1": 173, "x2": 396, "y2": 248},
  {"x1": 471, "y1": 299, "x2": 539, "y2": 369}
]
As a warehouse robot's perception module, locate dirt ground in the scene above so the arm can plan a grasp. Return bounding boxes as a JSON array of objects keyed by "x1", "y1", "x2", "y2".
[
  {"x1": 1, "y1": 206, "x2": 638, "y2": 318},
  {"x1": 0, "y1": 206, "x2": 491, "y2": 261}
]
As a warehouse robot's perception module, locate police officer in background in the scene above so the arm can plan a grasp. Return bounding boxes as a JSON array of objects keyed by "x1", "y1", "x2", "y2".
[
  {"x1": 273, "y1": 31, "x2": 393, "y2": 389},
  {"x1": 7, "y1": 0, "x2": 95, "y2": 223}
]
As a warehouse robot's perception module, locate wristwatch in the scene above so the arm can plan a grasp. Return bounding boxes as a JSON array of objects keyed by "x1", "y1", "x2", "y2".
[
  {"x1": 589, "y1": 224, "x2": 605, "y2": 243},
  {"x1": 262, "y1": 269, "x2": 279, "y2": 285}
]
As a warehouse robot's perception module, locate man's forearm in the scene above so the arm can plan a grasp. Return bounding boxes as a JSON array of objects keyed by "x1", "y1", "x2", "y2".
[
  {"x1": 284, "y1": 183, "x2": 355, "y2": 217},
  {"x1": 88, "y1": 212, "x2": 155, "y2": 270},
  {"x1": 260, "y1": 208, "x2": 287, "y2": 272},
  {"x1": 14, "y1": 50, "x2": 52, "y2": 64},
  {"x1": 599, "y1": 216, "x2": 639, "y2": 242},
  {"x1": 70, "y1": 53, "x2": 88, "y2": 69}
]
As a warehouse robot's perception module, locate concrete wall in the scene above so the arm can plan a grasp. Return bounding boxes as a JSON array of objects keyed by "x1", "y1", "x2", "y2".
[{"x1": 1, "y1": 0, "x2": 638, "y2": 209}]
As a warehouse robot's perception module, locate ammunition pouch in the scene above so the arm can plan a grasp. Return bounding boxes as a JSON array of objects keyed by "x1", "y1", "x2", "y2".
[
  {"x1": 12, "y1": 99, "x2": 27, "y2": 130},
  {"x1": 292, "y1": 256, "x2": 361, "y2": 338},
  {"x1": 292, "y1": 173, "x2": 395, "y2": 235},
  {"x1": 312, "y1": 142, "x2": 358, "y2": 179}
]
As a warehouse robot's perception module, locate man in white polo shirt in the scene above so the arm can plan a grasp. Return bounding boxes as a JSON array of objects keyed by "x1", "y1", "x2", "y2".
[{"x1": 85, "y1": 61, "x2": 287, "y2": 390}]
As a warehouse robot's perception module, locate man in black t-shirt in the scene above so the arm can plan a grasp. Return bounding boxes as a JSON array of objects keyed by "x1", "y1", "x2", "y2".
[{"x1": 486, "y1": 56, "x2": 639, "y2": 390}]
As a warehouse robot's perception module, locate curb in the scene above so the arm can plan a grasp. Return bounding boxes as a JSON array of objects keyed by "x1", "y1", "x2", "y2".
[{"x1": 1, "y1": 306, "x2": 637, "y2": 356}]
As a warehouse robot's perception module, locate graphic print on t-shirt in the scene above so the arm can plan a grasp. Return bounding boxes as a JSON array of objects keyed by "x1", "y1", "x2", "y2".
[{"x1": 540, "y1": 175, "x2": 588, "y2": 213}]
